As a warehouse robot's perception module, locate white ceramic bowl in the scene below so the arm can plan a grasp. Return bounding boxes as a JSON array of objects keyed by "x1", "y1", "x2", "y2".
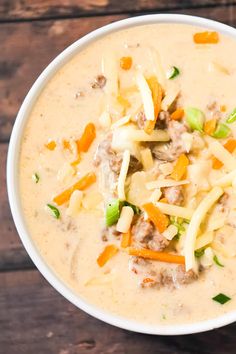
[{"x1": 7, "y1": 14, "x2": 236, "y2": 335}]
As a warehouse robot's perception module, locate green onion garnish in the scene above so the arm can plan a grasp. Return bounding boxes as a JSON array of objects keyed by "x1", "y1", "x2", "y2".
[
  {"x1": 32, "y1": 173, "x2": 39, "y2": 183},
  {"x1": 47, "y1": 204, "x2": 60, "y2": 219},
  {"x1": 185, "y1": 107, "x2": 205, "y2": 132},
  {"x1": 170, "y1": 216, "x2": 186, "y2": 240},
  {"x1": 194, "y1": 248, "x2": 205, "y2": 258},
  {"x1": 167, "y1": 66, "x2": 180, "y2": 80},
  {"x1": 212, "y1": 293, "x2": 231, "y2": 305},
  {"x1": 226, "y1": 108, "x2": 236, "y2": 124},
  {"x1": 106, "y1": 199, "x2": 121, "y2": 226},
  {"x1": 212, "y1": 123, "x2": 231, "y2": 139},
  {"x1": 213, "y1": 255, "x2": 224, "y2": 267}
]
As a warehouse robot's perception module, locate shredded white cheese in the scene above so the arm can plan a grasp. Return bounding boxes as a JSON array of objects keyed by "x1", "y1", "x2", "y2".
[
  {"x1": 207, "y1": 139, "x2": 236, "y2": 172},
  {"x1": 150, "y1": 188, "x2": 162, "y2": 203},
  {"x1": 148, "y1": 47, "x2": 167, "y2": 91},
  {"x1": 161, "y1": 81, "x2": 180, "y2": 111},
  {"x1": 159, "y1": 162, "x2": 173, "y2": 176},
  {"x1": 212, "y1": 169, "x2": 236, "y2": 187},
  {"x1": 155, "y1": 202, "x2": 194, "y2": 219},
  {"x1": 184, "y1": 186, "x2": 223, "y2": 271},
  {"x1": 146, "y1": 179, "x2": 189, "y2": 190},
  {"x1": 116, "y1": 206, "x2": 134, "y2": 233},
  {"x1": 195, "y1": 231, "x2": 214, "y2": 250},
  {"x1": 117, "y1": 149, "x2": 130, "y2": 200},
  {"x1": 163, "y1": 224, "x2": 178, "y2": 241},
  {"x1": 140, "y1": 148, "x2": 154, "y2": 171},
  {"x1": 99, "y1": 111, "x2": 111, "y2": 129},
  {"x1": 111, "y1": 115, "x2": 131, "y2": 129},
  {"x1": 200, "y1": 247, "x2": 214, "y2": 268},
  {"x1": 136, "y1": 72, "x2": 155, "y2": 121},
  {"x1": 129, "y1": 129, "x2": 169, "y2": 142}
]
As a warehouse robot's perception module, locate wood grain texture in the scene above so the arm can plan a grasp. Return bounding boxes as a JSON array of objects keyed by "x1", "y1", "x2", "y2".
[
  {"x1": 0, "y1": 143, "x2": 34, "y2": 271},
  {"x1": 0, "y1": 0, "x2": 235, "y2": 21},
  {"x1": 0, "y1": 269, "x2": 236, "y2": 354},
  {"x1": 1, "y1": 5, "x2": 236, "y2": 142}
]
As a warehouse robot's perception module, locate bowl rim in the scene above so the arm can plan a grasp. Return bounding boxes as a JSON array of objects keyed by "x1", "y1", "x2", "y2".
[{"x1": 7, "y1": 13, "x2": 236, "y2": 335}]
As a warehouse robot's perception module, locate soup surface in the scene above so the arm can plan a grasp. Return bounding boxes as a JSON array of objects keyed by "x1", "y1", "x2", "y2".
[{"x1": 19, "y1": 23, "x2": 236, "y2": 325}]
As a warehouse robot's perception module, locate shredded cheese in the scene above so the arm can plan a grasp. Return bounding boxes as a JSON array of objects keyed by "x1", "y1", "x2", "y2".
[
  {"x1": 211, "y1": 241, "x2": 236, "y2": 258},
  {"x1": 116, "y1": 206, "x2": 134, "y2": 233},
  {"x1": 148, "y1": 47, "x2": 167, "y2": 90},
  {"x1": 195, "y1": 231, "x2": 214, "y2": 250},
  {"x1": 146, "y1": 179, "x2": 189, "y2": 190},
  {"x1": 163, "y1": 224, "x2": 178, "y2": 241},
  {"x1": 184, "y1": 186, "x2": 223, "y2": 271},
  {"x1": 117, "y1": 149, "x2": 130, "y2": 200},
  {"x1": 129, "y1": 129, "x2": 169, "y2": 142},
  {"x1": 150, "y1": 188, "x2": 162, "y2": 203},
  {"x1": 136, "y1": 72, "x2": 155, "y2": 121},
  {"x1": 212, "y1": 169, "x2": 236, "y2": 187},
  {"x1": 111, "y1": 115, "x2": 131, "y2": 129},
  {"x1": 200, "y1": 247, "x2": 214, "y2": 268},
  {"x1": 155, "y1": 202, "x2": 193, "y2": 219},
  {"x1": 207, "y1": 139, "x2": 236, "y2": 172},
  {"x1": 140, "y1": 148, "x2": 154, "y2": 171},
  {"x1": 161, "y1": 81, "x2": 180, "y2": 111}
]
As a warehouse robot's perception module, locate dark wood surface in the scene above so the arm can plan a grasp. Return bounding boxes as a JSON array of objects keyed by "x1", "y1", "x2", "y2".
[{"x1": 1, "y1": 1, "x2": 236, "y2": 352}]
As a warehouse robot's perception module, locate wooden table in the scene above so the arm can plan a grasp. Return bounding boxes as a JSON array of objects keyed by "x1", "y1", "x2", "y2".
[{"x1": 1, "y1": 1, "x2": 236, "y2": 352}]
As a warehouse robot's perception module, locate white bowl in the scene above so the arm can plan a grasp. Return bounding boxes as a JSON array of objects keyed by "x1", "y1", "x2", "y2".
[{"x1": 7, "y1": 14, "x2": 236, "y2": 335}]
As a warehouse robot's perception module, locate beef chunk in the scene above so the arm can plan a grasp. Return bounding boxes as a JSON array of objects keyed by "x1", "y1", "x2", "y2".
[
  {"x1": 132, "y1": 215, "x2": 169, "y2": 251},
  {"x1": 163, "y1": 186, "x2": 184, "y2": 206},
  {"x1": 91, "y1": 75, "x2": 107, "y2": 89},
  {"x1": 160, "y1": 265, "x2": 198, "y2": 288}
]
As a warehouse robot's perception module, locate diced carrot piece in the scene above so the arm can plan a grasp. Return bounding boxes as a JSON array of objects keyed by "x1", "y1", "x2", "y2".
[
  {"x1": 144, "y1": 76, "x2": 162, "y2": 134},
  {"x1": 129, "y1": 248, "x2": 185, "y2": 265},
  {"x1": 97, "y1": 244, "x2": 118, "y2": 267},
  {"x1": 143, "y1": 277, "x2": 154, "y2": 283},
  {"x1": 220, "y1": 105, "x2": 227, "y2": 112},
  {"x1": 117, "y1": 95, "x2": 131, "y2": 111},
  {"x1": 170, "y1": 154, "x2": 189, "y2": 181},
  {"x1": 143, "y1": 203, "x2": 169, "y2": 233},
  {"x1": 121, "y1": 229, "x2": 132, "y2": 248},
  {"x1": 63, "y1": 140, "x2": 71, "y2": 151},
  {"x1": 212, "y1": 139, "x2": 236, "y2": 169},
  {"x1": 193, "y1": 31, "x2": 219, "y2": 44},
  {"x1": 120, "y1": 56, "x2": 132, "y2": 70},
  {"x1": 204, "y1": 118, "x2": 217, "y2": 135},
  {"x1": 170, "y1": 108, "x2": 184, "y2": 120},
  {"x1": 77, "y1": 123, "x2": 96, "y2": 153},
  {"x1": 45, "y1": 140, "x2": 56, "y2": 150},
  {"x1": 53, "y1": 172, "x2": 96, "y2": 205}
]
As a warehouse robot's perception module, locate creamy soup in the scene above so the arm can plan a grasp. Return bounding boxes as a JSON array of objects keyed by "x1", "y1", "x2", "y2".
[{"x1": 19, "y1": 24, "x2": 236, "y2": 325}]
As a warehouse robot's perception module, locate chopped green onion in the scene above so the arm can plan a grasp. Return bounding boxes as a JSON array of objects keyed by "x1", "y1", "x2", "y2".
[
  {"x1": 194, "y1": 248, "x2": 205, "y2": 258},
  {"x1": 106, "y1": 199, "x2": 121, "y2": 226},
  {"x1": 212, "y1": 123, "x2": 231, "y2": 138},
  {"x1": 170, "y1": 216, "x2": 186, "y2": 240},
  {"x1": 226, "y1": 108, "x2": 236, "y2": 124},
  {"x1": 185, "y1": 107, "x2": 205, "y2": 132},
  {"x1": 47, "y1": 204, "x2": 60, "y2": 219},
  {"x1": 213, "y1": 255, "x2": 224, "y2": 267},
  {"x1": 123, "y1": 201, "x2": 141, "y2": 215},
  {"x1": 32, "y1": 173, "x2": 39, "y2": 183},
  {"x1": 167, "y1": 66, "x2": 180, "y2": 80},
  {"x1": 212, "y1": 293, "x2": 231, "y2": 305}
]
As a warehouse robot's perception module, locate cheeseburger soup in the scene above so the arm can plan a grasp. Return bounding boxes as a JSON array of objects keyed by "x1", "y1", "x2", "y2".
[{"x1": 20, "y1": 24, "x2": 236, "y2": 325}]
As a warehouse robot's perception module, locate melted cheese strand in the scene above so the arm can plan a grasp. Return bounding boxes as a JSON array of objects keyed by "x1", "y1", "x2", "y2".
[
  {"x1": 146, "y1": 179, "x2": 189, "y2": 190},
  {"x1": 208, "y1": 139, "x2": 236, "y2": 172},
  {"x1": 155, "y1": 202, "x2": 193, "y2": 219},
  {"x1": 136, "y1": 72, "x2": 155, "y2": 121},
  {"x1": 117, "y1": 149, "x2": 130, "y2": 200},
  {"x1": 184, "y1": 186, "x2": 223, "y2": 271},
  {"x1": 212, "y1": 169, "x2": 236, "y2": 187}
]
